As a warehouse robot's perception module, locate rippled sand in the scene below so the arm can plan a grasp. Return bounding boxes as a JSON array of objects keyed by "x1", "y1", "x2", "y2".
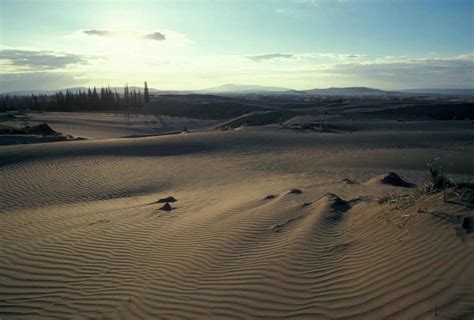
[{"x1": 1, "y1": 119, "x2": 473, "y2": 319}]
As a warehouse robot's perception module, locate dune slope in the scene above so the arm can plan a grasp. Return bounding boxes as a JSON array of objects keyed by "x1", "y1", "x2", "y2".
[{"x1": 0, "y1": 128, "x2": 473, "y2": 319}]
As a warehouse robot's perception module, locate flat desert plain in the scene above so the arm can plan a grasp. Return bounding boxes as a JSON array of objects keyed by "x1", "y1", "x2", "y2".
[{"x1": 1, "y1": 114, "x2": 473, "y2": 319}]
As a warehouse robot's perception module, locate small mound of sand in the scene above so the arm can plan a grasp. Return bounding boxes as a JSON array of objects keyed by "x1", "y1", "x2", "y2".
[
  {"x1": 159, "y1": 203, "x2": 173, "y2": 211},
  {"x1": 26, "y1": 123, "x2": 61, "y2": 136},
  {"x1": 156, "y1": 196, "x2": 177, "y2": 203},
  {"x1": 288, "y1": 188, "x2": 303, "y2": 194},
  {"x1": 342, "y1": 178, "x2": 356, "y2": 184},
  {"x1": 0, "y1": 123, "x2": 61, "y2": 136},
  {"x1": 365, "y1": 172, "x2": 415, "y2": 188},
  {"x1": 324, "y1": 193, "x2": 351, "y2": 213}
]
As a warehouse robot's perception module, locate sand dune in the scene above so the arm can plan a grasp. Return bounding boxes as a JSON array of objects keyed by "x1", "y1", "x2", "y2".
[
  {"x1": 1, "y1": 122, "x2": 473, "y2": 319},
  {"x1": 365, "y1": 172, "x2": 415, "y2": 188},
  {"x1": 1, "y1": 112, "x2": 217, "y2": 140}
]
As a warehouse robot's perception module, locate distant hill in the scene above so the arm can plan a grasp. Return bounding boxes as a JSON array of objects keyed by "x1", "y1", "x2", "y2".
[
  {"x1": 300, "y1": 87, "x2": 399, "y2": 96},
  {"x1": 401, "y1": 89, "x2": 474, "y2": 96},
  {"x1": 200, "y1": 84, "x2": 292, "y2": 94},
  {"x1": 4, "y1": 85, "x2": 473, "y2": 97}
]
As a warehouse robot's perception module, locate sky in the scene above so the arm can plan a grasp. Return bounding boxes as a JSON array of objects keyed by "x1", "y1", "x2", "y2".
[{"x1": 0, "y1": 0, "x2": 473, "y2": 92}]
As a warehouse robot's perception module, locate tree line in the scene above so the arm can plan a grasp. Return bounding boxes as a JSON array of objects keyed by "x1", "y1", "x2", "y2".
[{"x1": 0, "y1": 81, "x2": 151, "y2": 112}]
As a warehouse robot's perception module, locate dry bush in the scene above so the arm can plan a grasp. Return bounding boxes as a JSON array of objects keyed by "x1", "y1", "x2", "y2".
[{"x1": 378, "y1": 159, "x2": 474, "y2": 233}]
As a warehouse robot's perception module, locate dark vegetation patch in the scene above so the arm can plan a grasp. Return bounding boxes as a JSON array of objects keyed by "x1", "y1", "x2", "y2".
[
  {"x1": 377, "y1": 164, "x2": 474, "y2": 239},
  {"x1": 144, "y1": 94, "x2": 268, "y2": 120},
  {"x1": 361, "y1": 103, "x2": 474, "y2": 120},
  {"x1": 462, "y1": 217, "x2": 474, "y2": 233}
]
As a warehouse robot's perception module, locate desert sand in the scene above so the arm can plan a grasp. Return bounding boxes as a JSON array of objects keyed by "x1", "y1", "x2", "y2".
[
  {"x1": 0, "y1": 114, "x2": 473, "y2": 319},
  {"x1": 1, "y1": 112, "x2": 218, "y2": 140}
]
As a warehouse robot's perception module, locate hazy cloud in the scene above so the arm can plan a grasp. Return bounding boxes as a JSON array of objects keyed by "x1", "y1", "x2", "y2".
[
  {"x1": 248, "y1": 52, "x2": 367, "y2": 63},
  {"x1": 318, "y1": 55, "x2": 474, "y2": 88},
  {"x1": 143, "y1": 32, "x2": 166, "y2": 41},
  {"x1": 239, "y1": 53, "x2": 473, "y2": 89},
  {"x1": 276, "y1": 0, "x2": 352, "y2": 15},
  {"x1": 1, "y1": 51, "x2": 471, "y2": 92},
  {"x1": 247, "y1": 53, "x2": 294, "y2": 62},
  {"x1": 293, "y1": 0, "x2": 351, "y2": 5},
  {"x1": 0, "y1": 72, "x2": 86, "y2": 93},
  {"x1": 299, "y1": 53, "x2": 367, "y2": 61},
  {"x1": 0, "y1": 49, "x2": 87, "y2": 70},
  {"x1": 83, "y1": 30, "x2": 115, "y2": 37},
  {"x1": 82, "y1": 29, "x2": 166, "y2": 41},
  {"x1": 346, "y1": 54, "x2": 366, "y2": 59}
]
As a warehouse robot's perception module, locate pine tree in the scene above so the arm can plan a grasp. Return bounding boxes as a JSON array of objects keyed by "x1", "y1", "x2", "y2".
[
  {"x1": 138, "y1": 90, "x2": 143, "y2": 109},
  {"x1": 87, "y1": 87, "x2": 92, "y2": 105},
  {"x1": 92, "y1": 87, "x2": 99, "y2": 109},
  {"x1": 144, "y1": 81, "x2": 150, "y2": 103}
]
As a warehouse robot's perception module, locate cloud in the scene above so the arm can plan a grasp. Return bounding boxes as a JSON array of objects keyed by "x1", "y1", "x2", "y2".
[
  {"x1": 0, "y1": 49, "x2": 88, "y2": 70},
  {"x1": 82, "y1": 29, "x2": 166, "y2": 41},
  {"x1": 293, "y1": 0, "x2": 319, "y2": 5},
  {"x1": 239, "y1": 52, "x2": 473, "y2": 89},
  {"x1": 143, "y1": 32, "x2": 166, "y2": 41},
  {"x1": 293, "y1": 0, "x2": 351, "y2": 5},
  {"x1": 247, "y1": 52, "x2": 367, "y2": 63},
  {"x1": 298, "y1": 53, "x2": 368, "y2": 61},
  {"x1": 346, "y1": 54, "x2": 366, "y2": 59},
  {"x1": 1, "y1": 50, "x2": 472, "y2": 92},
  {"x1": 0, "y1": 72, "x2": 86, "y2": 93},
  {"x1": 315, "y1": 54, "x2": 474, "y2": 88},
  {"x1": 83, "y1": 30, "x2": 115, "y2": 37},
  {"x1": 247, "y1": 53, "x2": 295, "y2": 62}
]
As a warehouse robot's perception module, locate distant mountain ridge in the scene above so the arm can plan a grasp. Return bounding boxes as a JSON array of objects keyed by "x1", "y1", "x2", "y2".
[
  {"x1": 200, "y1": 85, "x2": 400, "y2": 96},
  {"x1": 3, "y1": 84, "x2": 472, "y2": 96},
  {"x1": 200, "y1": 84, "x2": 292, "y2": 93},
  {"x1": 300, "y1": 87, "x2": 399, "y2": 96},
  {"x1": 401, "y1": 88, "x2": 474, "y2": 96}
]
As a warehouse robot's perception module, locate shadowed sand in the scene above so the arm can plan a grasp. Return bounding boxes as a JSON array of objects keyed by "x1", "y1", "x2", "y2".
[{"x1": 0, "y1": 118, "x2": 473, "y2": 319}]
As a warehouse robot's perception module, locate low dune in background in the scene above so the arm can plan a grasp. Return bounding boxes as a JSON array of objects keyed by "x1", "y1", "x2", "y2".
[
  {"x1": 1, "y1": 112, "x2": 218, "y2": 140},
  {"x1": 0, "y1": 114, "x2": 473, "y2": 319}
]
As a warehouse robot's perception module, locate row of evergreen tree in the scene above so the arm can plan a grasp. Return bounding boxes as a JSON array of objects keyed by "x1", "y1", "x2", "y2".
[{"x1": 0, "y1": 81, "x2": 151, "y2": 112}]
